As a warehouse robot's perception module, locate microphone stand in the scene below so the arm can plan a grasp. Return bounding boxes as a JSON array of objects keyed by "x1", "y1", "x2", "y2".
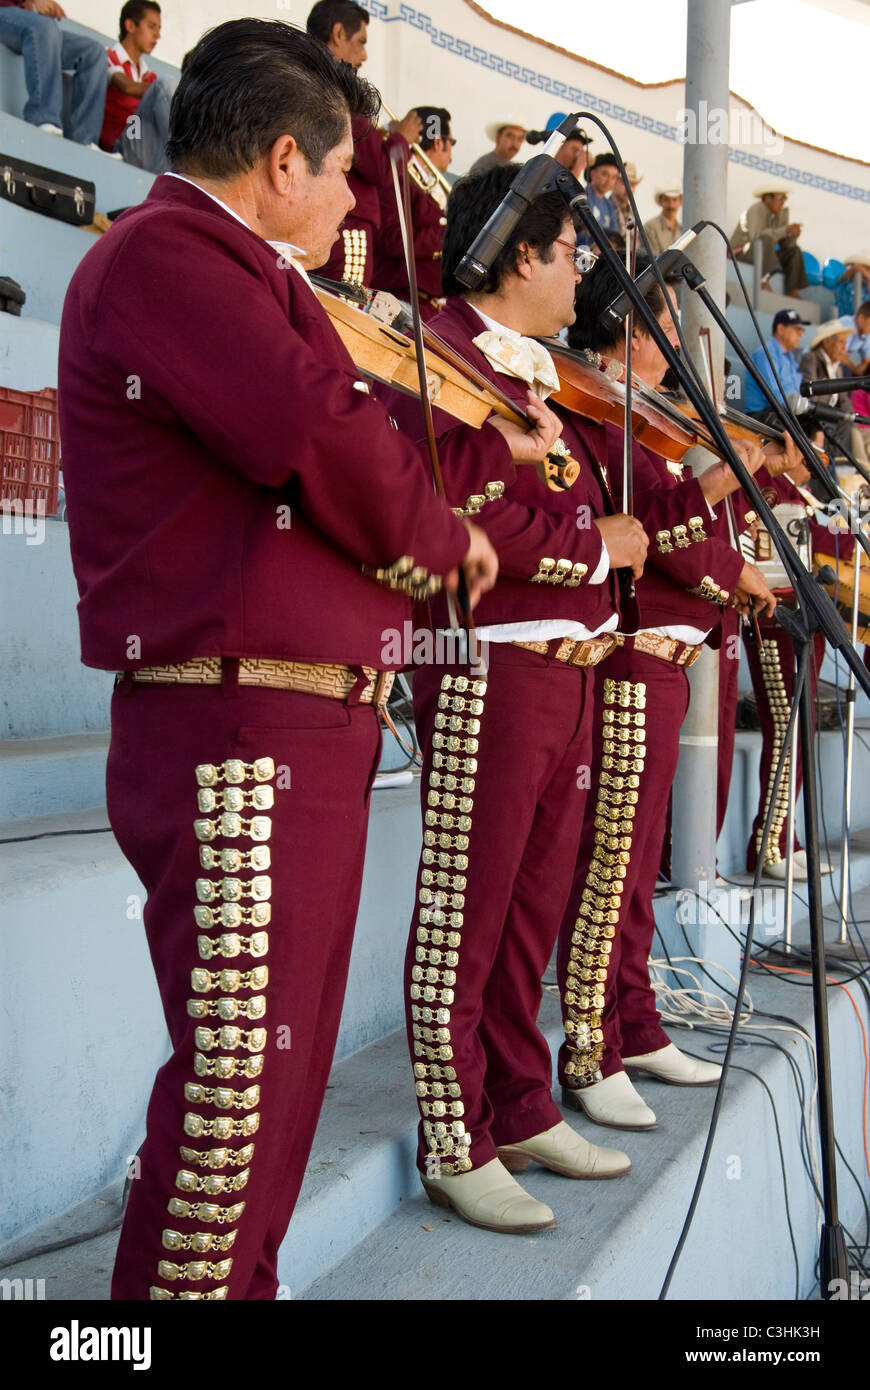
[{"x1": 549, "y1": 164, "x2": 865, "y2": 1299}]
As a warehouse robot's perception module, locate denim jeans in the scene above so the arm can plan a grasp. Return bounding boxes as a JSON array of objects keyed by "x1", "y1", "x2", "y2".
[
  {"x1": 114, "y1": 75, "x2": 176, "y2": 175},
  {"x1": 0, "y1": 11, "x2": 106, "y2": 145}
]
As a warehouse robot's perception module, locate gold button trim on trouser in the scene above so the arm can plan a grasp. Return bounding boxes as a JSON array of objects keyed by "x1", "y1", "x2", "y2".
[
  {"x1": 412, "y1": 674, "x2": 487, "y2": 1175},
  {"x1": 150, "y1": 1284, "x2": 229, "y2": 1300},
  {"x1": 147, "y1": 756, "x2": 277, "y2": 1303},
  {"x1": 754, "y1": 641, "x2": 791, "y2": 867},
  {"x1": 561, "y1": 678, "x2": 647, "y2": 1088}
]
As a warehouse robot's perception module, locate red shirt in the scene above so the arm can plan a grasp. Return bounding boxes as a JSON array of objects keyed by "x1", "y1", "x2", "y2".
[{"x1": 99, "y1": 41, "x2": 157, "y2": 152}]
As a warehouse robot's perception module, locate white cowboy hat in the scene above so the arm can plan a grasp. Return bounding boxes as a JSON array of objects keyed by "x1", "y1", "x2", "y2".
[
  {"x1": 484, "y1": 118, "x2": 529, "y2": 143},
  {"x1": 753, "y1": 182, "x2": 790, "y2": 198},
  {"x1": 844, "y1": 251, "x2": 870, "y2": 267},
  {"x1": 655, "y1": 187, "x2": 682, "y2": 202},
  {"x1": 810, "y1": 317, "x2": 853, "y2": 349}
]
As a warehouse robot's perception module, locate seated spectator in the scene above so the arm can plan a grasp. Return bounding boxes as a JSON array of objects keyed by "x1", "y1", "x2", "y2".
[
  {"x1": 644, "y1": 187, "x2": 683, "y2": 256},
  {"x1": 578, "y1": 152, "x2": 620, "y2": 246},
  {"x1": 744, "y1": 306, "x2": 810, "y2": 422},
  {"x1": 611, "y1": 159, "x2": 642, "y2": 237},
  {"x1": 730, "y1": 182, "x2": 808, "y2": 298},
  {"x1": 839, "y1": 256, "x2": 870, "y2": 315},
  {"x1": 848, "y1": 300, "x2": 870, "y2": 373},
  {"x1": 467, "y1": 118, "x2": 527, "y2": 178},
  {"x1": 799, "y1": 318, "x2": 855, "y2": 458},
  {"x1": 99, "y1": 1, "x2": 174, "y2": 174},
  {"x1": 0, "y1": 0, "x2": 106, "y2": 149},
  {"x1": 840, "y1": 253, "x2": 870, "y2": 294}
]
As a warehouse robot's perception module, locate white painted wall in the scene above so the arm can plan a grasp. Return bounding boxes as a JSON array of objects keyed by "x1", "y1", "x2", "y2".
[{"x1": 69, "y1": 0, "x2": 869, "y2": 260}]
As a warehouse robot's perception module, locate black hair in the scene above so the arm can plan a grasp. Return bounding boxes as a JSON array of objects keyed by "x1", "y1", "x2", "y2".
[
  {"x1": 306, "y1": 0, "x2": 369, "y2": 44},
  {"x1": 119, "y1": 0, "x2": 160, "y2": 40},
  {"x1": 415, "y1": 106, "x2": 451, "y2": 152},
  {"x1": 166, "y1": 19, "x2": 379, "y2": 180},
  {"x1": 857, "y1": 299, "x2": 870, "y2": 320},
  {"x1": 567, "y1": 254, "x2": 679, "y2": 354},
  {"x1": 441, "y1": 164, "x2": 569, "y2": 298}
]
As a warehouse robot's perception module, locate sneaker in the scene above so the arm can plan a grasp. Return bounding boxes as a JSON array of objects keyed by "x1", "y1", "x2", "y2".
[
  {"x1": 37, "y1": 123, "x2": 64, "y2": 137},
  {"x1": 86, "y1": 143, "x2": 123, "y2": 158}
]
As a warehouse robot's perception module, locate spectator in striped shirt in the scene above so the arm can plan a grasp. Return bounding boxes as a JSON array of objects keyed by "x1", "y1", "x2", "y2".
[{"x1": 99, "y1": 0, "x2": 175, "y2": 173}]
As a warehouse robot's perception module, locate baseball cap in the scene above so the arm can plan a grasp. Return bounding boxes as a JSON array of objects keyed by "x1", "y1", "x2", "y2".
[{"x1": 772, "y1": 308, "x2": 811, "y2": 330}]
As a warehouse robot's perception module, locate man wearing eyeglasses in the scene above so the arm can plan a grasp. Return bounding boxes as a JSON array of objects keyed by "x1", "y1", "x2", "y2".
[{"x1": 384, "y1": 163, "x2": 648, "y2": 1237}]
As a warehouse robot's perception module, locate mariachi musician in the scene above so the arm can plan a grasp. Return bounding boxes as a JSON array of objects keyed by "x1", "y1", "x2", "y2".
[
  {"x1": 374, "y1": 104, "x2": 452, "y2": 318},
  {"x1": 742, "y1": 464, "x2": 853, "y2": 879},
  {"x1": 58, "y1": 20, "x2": 504, "y2": 1301},
  {"x1": 553, "y1": 259, "x2": 782, "y2": 1131},
  {"x1": 307, "y1": 0, "x2": 422, "y2": 287},
  {"x1": 386, "y1": 166, "x2": 649, "y2": 1233}
]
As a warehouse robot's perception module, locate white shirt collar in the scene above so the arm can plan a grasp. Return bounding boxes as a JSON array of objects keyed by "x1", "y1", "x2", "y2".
[
  {"x1": 109, "y1": 41, "x2": 149, "y2": 79},
  {"x1": 471, "y1": 305, "x2": 524, "y2": 340}
]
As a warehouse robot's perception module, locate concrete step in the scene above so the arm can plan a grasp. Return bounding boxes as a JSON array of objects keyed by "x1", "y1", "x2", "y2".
[
  {"x1": 6, "y1": 934, "x2": 866, "y2": 1301},
  {"x1": 0, "y1": 111, "x2": 156, "y2": 220},
  {"x1": 0, "y1": 195, "x2": 97, "y2": 326},
  {"x1": 0, "y1": 314, "x2": 59, "y2": 390},
  {"x1": 725, "y1": 259, "x2": 826, "y2": 324},
  {"x1": 0, "y1": 731, "x2": 109, "y2": 820},
  {"x1": 0, "y1": 775, "x2": 425, "y2": 1248},
  {"x1": 717, "y1": 723, "x2": 870, "y2": 879}
]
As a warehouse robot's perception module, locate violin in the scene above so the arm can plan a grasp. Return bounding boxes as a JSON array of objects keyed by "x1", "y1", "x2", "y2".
[
  {"x1": 312, "y1": 282, "x2": 580, "y2": 491},
  {"x1": 546, "y1": 341, "x2": 701, "y2": 466},
  {"x1": 546, "y1": 340, "x2": 830, "y2": 470}
]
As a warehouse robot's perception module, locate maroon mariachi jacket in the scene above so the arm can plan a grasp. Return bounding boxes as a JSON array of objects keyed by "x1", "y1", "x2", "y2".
[
  {"x1": 58, "y1": 175, "x2": 470, "y2": 673},
  {"x1": 386, "y1": 297, "x2": 620, "y2": 633},
  {"x1": 321, "y1": 118, "x2": 408, "y2": 284},
  {"x1": 606, "y1": 429, "x2": 746, "y2": 640},
  {"x1": 374, "y1": 172, "x2": 445, "y2": 307}
]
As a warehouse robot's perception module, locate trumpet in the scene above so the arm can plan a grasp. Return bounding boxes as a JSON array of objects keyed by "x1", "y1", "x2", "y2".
[{"x1": 379, "y1": 98, "x2": 452, "y2": 198}]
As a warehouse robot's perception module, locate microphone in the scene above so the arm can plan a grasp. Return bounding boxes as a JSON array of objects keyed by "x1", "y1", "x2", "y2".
[
  {"x1": 600, "y1": 224, "x2": 704, "y2": 330},
  {"x1": 786, "y1": 393, "x2": 870, "y2": 426},
  {"x1": 800, "y1": 375, "x2": 870, "y2": 398},
  {"x1": 454, "y1": 113, "x2": 580, "y2": 290}
]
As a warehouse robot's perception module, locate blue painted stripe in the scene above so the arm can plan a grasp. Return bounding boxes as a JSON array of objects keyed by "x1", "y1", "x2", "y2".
[{"x1": 371, "y1": 3, "x2": 870, "y2": 204}]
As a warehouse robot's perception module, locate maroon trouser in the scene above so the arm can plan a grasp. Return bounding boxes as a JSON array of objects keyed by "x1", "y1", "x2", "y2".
[
  {"x1": 107, "y1": 676, "x2": 381, "y2": 1300},
  {"x1": 557, "y1": 647, "x2": 688, "y2": 1087},
  {"x1": 744, "y1": 612, "x2": 825, "y2": 870},
  {"x1": 717, "y1": 607, "x2": 741, "y2": 839},
  {"x1": 405, "y1": 643, "x2": 595, "y2": 1174}
]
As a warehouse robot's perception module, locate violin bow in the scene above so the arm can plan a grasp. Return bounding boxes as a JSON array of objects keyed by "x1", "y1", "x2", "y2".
[{"x1": 389, "y1": 144, "x2": 484, "y2": 667}]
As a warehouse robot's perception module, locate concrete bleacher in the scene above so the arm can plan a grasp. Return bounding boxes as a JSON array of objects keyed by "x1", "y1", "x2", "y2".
[{"x1": 1, "y1": 20, "x2": 868, "y2": 1302}]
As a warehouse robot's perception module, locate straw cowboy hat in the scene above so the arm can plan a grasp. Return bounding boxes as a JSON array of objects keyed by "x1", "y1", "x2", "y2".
[
  {"x1": 810, "y1": 317, "x2": 853, "y2": 350},
  {"x1": 655, "y1": 187, "x2": 682, "y2": 202},
  {"x1": 484, "y1": 118, "x2": 529, "y2": 143},
  {"x1": 622, "y1": 161, "x2": 643, "y2": 185},
  {"x1": 753, "y1": 182, "x2": 790, "y2": 197}
]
